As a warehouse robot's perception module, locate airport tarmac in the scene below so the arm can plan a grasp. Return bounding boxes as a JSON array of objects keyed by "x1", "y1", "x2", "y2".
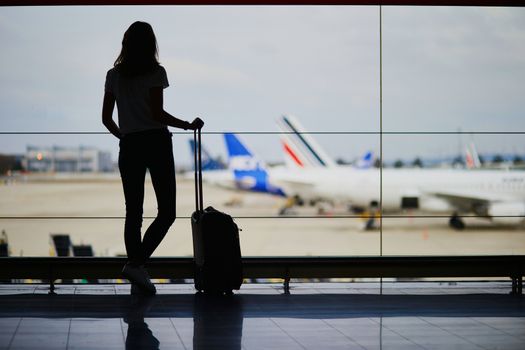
[{"x1": 0, "y1": 175, "x2": 524, "y2": 257}]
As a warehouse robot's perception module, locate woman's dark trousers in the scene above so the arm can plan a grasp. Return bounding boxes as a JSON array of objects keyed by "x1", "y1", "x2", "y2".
[{"x1": 119, "y1": 129, "x2": 176, "y2": 266}]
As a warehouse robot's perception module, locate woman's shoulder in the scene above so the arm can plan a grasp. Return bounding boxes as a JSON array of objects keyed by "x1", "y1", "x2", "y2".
[
  {"x1": 151, "y1": 65, "x2": 169, "y2": 87},
  {"x1": 106, "y1": 64, "x2": 165, "y2": 81},
  {"x1": 154, "y1": 65, "x2": 166, "y2": 75},
  {"x1": 106, "y1": 66, "x2": 118, "y2": 77}
]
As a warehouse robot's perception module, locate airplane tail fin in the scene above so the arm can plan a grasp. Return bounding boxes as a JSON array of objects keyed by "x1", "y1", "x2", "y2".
[
  {"x1": 355, "y1": 151, "x2": 374, "y2": 169},
  {"x1": 276, "y1": 115, "x2": 336, "y2": 168},
  {"x1": 223, "y1": 133, "x2": 285, "y2": 196},
  {"x1": 188, "y1": 139, "x2": 225, "y2": 170},
  {"x1": 465, "y1": 142, "x2": 481, "y2": 169},
  {"x1": 224, "y1": 133, "x2": 266, "y2": 172}
]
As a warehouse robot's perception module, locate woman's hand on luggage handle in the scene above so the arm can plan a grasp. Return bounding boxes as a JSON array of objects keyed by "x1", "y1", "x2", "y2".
[{"x1": 189, "y1": 117, "x2": 204, "y2": 130}]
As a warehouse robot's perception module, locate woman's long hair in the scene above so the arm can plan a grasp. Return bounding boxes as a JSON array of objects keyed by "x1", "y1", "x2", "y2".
[{"x1": 114, "y1": 21, "x2": 160, "y2": 77}]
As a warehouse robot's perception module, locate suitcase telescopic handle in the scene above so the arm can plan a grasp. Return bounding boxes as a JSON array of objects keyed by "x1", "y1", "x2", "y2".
[{"x1": 193, "y1": 127, "x2": 204, "y2": 213}]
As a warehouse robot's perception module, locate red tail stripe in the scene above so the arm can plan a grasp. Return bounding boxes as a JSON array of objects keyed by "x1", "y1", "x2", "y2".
[{"x1": 283, "y1": 141, "x2": 304, "y2": 167}]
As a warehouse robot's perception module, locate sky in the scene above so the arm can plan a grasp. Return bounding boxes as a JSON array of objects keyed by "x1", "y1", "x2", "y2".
[{"x1": 0, "y1": 6, "x2": 524, "y2": 167}]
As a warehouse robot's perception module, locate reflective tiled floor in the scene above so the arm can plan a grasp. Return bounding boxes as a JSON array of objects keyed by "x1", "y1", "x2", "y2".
[{"x1": 0, "y1": 282, "x2": 524, "y2": 349}]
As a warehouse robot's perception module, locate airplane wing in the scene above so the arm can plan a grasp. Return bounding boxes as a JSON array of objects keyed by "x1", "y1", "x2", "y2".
[
  {"x1": 271, "y1": 177, "x2": 317, "y2": 199},
  {"x1": 430, "y1": 191, "x2": 490, "y2": 213},
  {"x1": 428, "y1": 189, "x2": 525, "y2": 224},
  {"x1": 276, "y1": 178, "x2": 315, "y2": 188},
  {"x1": 431, "y1": 190, "x2": 512, "y2": 203},
  {"x1": 428, "y1": 190, "x2": 515, "y2": 214}
]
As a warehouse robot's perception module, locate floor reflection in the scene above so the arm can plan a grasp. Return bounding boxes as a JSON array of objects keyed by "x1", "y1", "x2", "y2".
[
  {"x1": 0, "y1": 286, "x2": 524, "y2": 350},
  {"x1": 120, "y1": 293, "x2": 244, "y2": 350},
  {"x1": 193, "y1": 293, "x2": 243, "y2": 350},
  {"x1": 124, "y1": 295, "x2": 160, "y2": 350}
]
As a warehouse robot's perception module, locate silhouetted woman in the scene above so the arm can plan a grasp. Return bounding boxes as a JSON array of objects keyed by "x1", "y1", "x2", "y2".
[{"x1": 102, "y1": 21, "x2": 203, "y2": 295}]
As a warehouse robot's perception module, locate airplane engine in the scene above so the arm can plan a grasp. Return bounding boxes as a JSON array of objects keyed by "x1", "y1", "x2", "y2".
[{"x1": 488, "y1": 202, "x2": 525, "y2": 225}]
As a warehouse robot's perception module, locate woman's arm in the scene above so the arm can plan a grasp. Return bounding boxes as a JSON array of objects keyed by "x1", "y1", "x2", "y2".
[
  {"x1": 101, "y1": 91, "x2": 123, "y2": 139},
  {"x1": 150, "y1": 87, "x2": 203, "y2": 130}
]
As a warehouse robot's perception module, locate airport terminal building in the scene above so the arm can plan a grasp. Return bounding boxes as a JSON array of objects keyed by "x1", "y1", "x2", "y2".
[{"x1": 24, "y1": 145, "x2": 113, "y2": 173}]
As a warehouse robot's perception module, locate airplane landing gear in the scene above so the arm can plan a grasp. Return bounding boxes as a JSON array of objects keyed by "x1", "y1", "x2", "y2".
[
  {"x1": 278, "y1": 196, "x2": 298, "y2": 216},
  {"x1": 449, "y1": 214, "x2": 465, "y2": 230},
  {"x1": 363, "y1": 204, "x2": 379, "y2": 231}
]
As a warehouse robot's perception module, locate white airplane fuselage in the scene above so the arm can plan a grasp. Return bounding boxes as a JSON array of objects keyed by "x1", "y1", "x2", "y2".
[{"x1": 272, "y1": 168, "x2": 525, "y2": 223}]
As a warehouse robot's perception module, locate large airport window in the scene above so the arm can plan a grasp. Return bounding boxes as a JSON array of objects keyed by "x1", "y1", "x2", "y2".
[
  {"x1": 381, "y1": 6, "x2": 525, "y2": 256},
  {"x1": 0, "y1": 6, "x2": 380, "y2": 257},
  {"x1": 0, "y1": 5, "x2": 524, "y2": 259}
]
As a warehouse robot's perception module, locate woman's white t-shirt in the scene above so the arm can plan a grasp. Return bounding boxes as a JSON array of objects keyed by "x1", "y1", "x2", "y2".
[{"x1": 105, "y1": 66, "x2": 169, "y2": 135}]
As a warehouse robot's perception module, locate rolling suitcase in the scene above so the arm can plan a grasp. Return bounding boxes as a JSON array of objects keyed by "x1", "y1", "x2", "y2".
[{"x1": 191, "y1": 128, "x2": 243, "y2": 294}]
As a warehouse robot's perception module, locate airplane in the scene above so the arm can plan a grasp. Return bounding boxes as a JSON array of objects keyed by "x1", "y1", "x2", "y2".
[
  {"x1": 465, "y1": 142, "x2": 481, "y2": 169},
  {"x1": 271, "y1": 115, "x2": 525, "y2": 229},
  {"x1": 272, "y1": 166, "x2": 525, "y2": 228},
  {"x1": 188, "y1": 139, "x2": 226, "y2": 171},
  {"x1": 277, "y1": 114, "x2": 375, "y2": 170},
  {"x1": 186, "y1": 134, "x2": 286, "y2": 197},
  {"x1": 223, "y1": 133, "x2": 286, "y2": 197},
  {"x1": 355, "y1": 151, "x2": 375, "y2": 169},
  {"x1": 185, "y1": 138, "x2": 232, "y2": 188},
  {"x1": 276, "y1": 115, "x2": 337, "y2": 169}
]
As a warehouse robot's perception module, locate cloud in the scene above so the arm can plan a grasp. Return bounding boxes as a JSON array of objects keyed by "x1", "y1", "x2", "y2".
[
  {"x1": 0, "y1": 6, "x2": 524, "y2": 162},
  {"x1": 163, "y1": 57, "x2": 250, "y2": 88}
]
